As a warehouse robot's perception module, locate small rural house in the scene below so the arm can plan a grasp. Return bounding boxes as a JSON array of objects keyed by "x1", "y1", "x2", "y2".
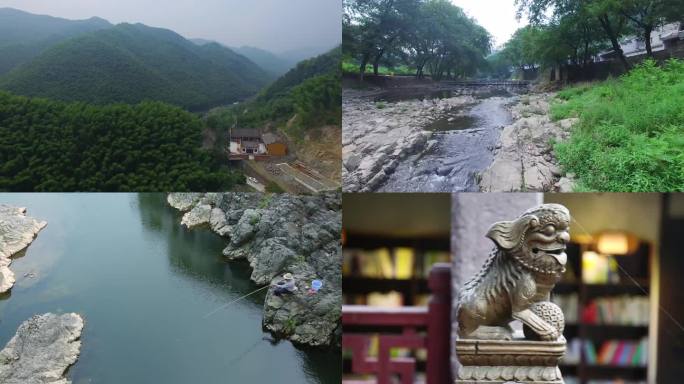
[
  {"x1": 262, "y1": 133, "x2": 287, "y2": 156},
  {"x1": 229, "y1": 128, "x2": 287, "y2": 159},
  {"x1": 230, "y1": 128, "x2": 267, "y2": 155}
]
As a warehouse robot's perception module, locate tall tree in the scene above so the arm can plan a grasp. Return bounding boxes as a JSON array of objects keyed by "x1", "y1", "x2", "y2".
[
  {"x1": 343, "y1": 0, "x2": 418, "y2": 78},
  {"x1": 619, "y1": 0, "x2": 684, "y2": 57},
  {"x1": 516, "y1": 0, "x2": 632, "y2": 71}
]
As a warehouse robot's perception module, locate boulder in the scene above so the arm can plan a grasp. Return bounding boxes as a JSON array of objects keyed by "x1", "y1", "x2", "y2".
[
  {"x1": 166, "y1": 193, "x2": 201, "y2": 211},
  {"x1": 0, "y1": 313, "x2": 84, "y2": 384},
  {"x1": 479, "y1": 93, "x2": 570, "y2": 192}
]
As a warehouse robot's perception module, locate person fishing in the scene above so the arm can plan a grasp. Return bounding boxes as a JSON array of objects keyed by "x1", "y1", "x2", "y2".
[{"x1": 273, "y1": 273, "x2": 298, "y2": 297}]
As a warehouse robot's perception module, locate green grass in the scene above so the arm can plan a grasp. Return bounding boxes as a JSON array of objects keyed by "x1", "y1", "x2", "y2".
[
  {"x1": 342, "y1": 59, "x2": 414, "y2": 76},
  {"x1": 551, "y1": 59, "x2": 684, "y2": 192}
]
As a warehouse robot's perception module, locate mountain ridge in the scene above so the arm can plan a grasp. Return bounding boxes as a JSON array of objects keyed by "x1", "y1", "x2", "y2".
[{"x1": 0, "y1": 14, "x2": 273, "y2": 110}]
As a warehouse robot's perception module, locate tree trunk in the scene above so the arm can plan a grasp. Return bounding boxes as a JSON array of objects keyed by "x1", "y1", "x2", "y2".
[
  {"x1": 358, "y1": 52, "x2": 369, "y2": 81},
  {"x1": 597, "y1": 14, "x2": 631, "y2": 72},
  {"x1": 644, "y1": 26, "x2": 654, "y2": 58},
  {"x1": 372, "y1": 48, "x2": 385, "y2": 76},
  {"x1": 583, "y1": 38, "x2": 590, "y2": 68}
]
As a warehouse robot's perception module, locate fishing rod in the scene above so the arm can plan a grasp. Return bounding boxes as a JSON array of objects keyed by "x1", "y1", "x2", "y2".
[{"x1": 203, "y1": 284, "x2": 270, "y2": 319}]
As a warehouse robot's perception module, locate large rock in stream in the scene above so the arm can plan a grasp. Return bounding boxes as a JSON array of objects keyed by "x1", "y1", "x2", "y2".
[
  {"x1": 0, "y1": 205, "x2": 47, "y2": 293},
  {"x1": 0, "y1": 313, "x2": 84, "y2": 384},
  {"x1": 479, "y1": 93, "x2": 578, "y2": 192},
  {"x1": 168, "y1": 192, "x2": 342, "y2": 347}
]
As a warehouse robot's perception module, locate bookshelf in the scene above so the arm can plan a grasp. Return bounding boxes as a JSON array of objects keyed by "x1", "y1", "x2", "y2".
[
  {"x1": 553, "y1": 241, "x2": 651, "y2": 384},
  {"x1": 342, "y1": 233, "x2": 450, "y2": 306}
]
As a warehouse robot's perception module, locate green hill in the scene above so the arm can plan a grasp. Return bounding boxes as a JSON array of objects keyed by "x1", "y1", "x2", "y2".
[
  {"x1": 0, "y1": 7, "x2": 112, "y2": 75},
  {"x1": 257, "y1": 46, "x2": 341, "y2": 105},
  {"x1": 0, "y1": 91, "x2": 242, "y2": 192},
  {"x1": 0, "y1": 21, "x2": 272, "y2": 110},
  {"x1": 207, "y1": 46, "x2": 341, "y2": 139}
]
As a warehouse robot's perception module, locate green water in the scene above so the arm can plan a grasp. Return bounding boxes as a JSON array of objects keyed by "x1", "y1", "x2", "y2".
[{"x1": 0, "y1": 193, "x2": 340, "y2": 384}]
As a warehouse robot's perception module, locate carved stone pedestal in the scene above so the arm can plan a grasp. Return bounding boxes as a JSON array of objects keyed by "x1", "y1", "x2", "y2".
[{"x1": 455, "y1": 337, "x2": 566, "y2": 384}]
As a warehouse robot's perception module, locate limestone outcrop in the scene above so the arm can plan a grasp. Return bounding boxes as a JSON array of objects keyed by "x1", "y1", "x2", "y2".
[
  {"x1": 0, "y1": 313, "x2": 84, "y2": 384},
  {"x1": 0, "y1": 205, "x2": 47, "y2": 293},
  {"x1": 479, "y1": 93, "x2": 578, "y2": 192},
  {"x1": 343, "y1": 88, "x2": 475, "y2": 192},
  {"x1": 168, "y1": 192, "x2": 341, "y2": 347}
]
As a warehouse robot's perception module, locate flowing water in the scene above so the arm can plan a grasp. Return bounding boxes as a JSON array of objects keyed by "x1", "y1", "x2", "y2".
[
  {"x1": 375, "y1": 86, "x2": 522, "y2": 192},
  {"x1": 0, "y1": 193, "x2": 340, "y2": 384}
]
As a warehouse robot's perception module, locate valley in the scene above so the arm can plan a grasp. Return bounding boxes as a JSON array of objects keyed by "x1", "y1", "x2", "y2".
[{"x1": 0, "y1": 7, "x2": 341, "y2": 192}]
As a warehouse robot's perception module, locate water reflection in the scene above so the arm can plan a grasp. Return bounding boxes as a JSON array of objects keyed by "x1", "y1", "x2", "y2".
[
  {"x1": 135, "y1": 194, "x2": 342, "y2": 383},
  {"x1": 0, "y1": 193, "x2": 340, "y2": 384}
]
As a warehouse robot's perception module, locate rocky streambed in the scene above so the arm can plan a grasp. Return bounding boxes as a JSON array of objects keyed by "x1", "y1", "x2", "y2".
[
  {"x1": 478, "y1": 93, "x2": 578, "y2": 192},
  {"x1": 342, "y1": 88, "x2": 476, "y2": 192},
  {"x1": 343, "y1": 86, "x2": 578, "y2": 192},
  {"x1": 168, "y1": 192, "x2": 342, "y2": 347}
]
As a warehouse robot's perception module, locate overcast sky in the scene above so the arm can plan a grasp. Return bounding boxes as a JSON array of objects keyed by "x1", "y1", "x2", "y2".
[
  {"x1": 450, "y1": 0, "x2": 528, "y2": 48},
  {"x1": 0, "y1": 0, "x2": 341, "y2": 53}
]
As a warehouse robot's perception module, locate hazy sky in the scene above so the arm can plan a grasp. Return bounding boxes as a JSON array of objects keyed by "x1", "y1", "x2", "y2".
[
  {"x1": 450, "y1": 0, "x2": 528, "y2": 48},
  {"x1": 0, "y1": 0, "x2": 342, "y2": 53}
]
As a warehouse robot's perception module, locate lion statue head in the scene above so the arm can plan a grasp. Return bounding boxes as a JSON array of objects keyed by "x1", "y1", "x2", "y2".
[{"x1": 485, "y1": 203, "x2": 571, "y2": 275}]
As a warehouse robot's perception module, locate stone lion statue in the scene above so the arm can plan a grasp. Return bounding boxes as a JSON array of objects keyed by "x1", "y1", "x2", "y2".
[{"x1": 457, "y1": 204, "x2": 570, "y2": 341}]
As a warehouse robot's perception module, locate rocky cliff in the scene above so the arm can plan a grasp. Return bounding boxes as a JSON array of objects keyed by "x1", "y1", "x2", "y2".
[
  {"x1": 0, "y1": 205, "x2": 47, "y2": 293},
  {"x1": 168, "y1": 192, "x2": 342, "y2": 347}
]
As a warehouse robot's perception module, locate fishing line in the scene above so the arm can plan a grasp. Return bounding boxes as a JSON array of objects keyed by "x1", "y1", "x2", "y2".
[
  {"x1": 203, "y1": 284, "x2": 270, "y2": 319},
  {"x1": 570, "y1": 216, "x2": 684, "y2": 333}
]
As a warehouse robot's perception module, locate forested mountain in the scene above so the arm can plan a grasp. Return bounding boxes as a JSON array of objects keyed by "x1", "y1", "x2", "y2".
[
  {"x1": 208, "y1": 46, "x2": 341, "y2": 139},
  {"x1": 0, "y1": 14, "x2": 272, "y2": 110},
  {"x1": 0, "y1": 8, "x2": 112, "y2": 75},
  {"x1": 0, "y1": 91, "x2": 242, "y2": 192},
  {"x1": 232, "y1": 46, "x2": 294, "y2": 75},
  {"x1": 257, "y1": 46, "x2": 341, "y2": 105}
]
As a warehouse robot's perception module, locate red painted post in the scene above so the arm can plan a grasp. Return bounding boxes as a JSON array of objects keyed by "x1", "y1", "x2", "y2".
[{"x1": 426, "y1": 263, "x2": 452, "y2": 384}]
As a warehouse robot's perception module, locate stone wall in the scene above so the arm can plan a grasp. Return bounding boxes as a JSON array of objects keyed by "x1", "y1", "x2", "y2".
[{"x1": 450, "y1": 192, "x2": 543, "y2": 376}]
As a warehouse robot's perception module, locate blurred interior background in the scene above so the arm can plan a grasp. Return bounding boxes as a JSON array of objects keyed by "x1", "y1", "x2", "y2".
[{"x1": 342, "y1": 193, "x2": 684, "y2": 384}]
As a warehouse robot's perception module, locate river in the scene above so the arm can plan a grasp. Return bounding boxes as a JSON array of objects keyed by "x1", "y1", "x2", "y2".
[
  {"x1": 0, "y1": 193, "x2": 340, "y2": 383},
  {"x1": 348, "y1": 84, "x2": 527, "y2": 192}
]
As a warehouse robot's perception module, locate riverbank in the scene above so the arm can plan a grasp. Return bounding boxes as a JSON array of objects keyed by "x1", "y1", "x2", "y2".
[
  {"x1": 168, "y1": 192, "x2": 342, "y2": 347},
  {"x1": 479, "y1": 93, "x2": 578, "y2": 192},
  {"x1": 552, "y1": 59, "x2": 684, "y2": 191},
  {"x1": 0, "y1": 205, "x2": 47, "y2": 293}
]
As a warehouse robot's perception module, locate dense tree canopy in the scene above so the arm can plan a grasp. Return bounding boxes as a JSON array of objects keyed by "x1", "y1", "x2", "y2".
[
  {"x1": 0, "y1": 91, "x2": 243, "y2": 191},
  {"x1": 496, "y1": 12, "x2": 608, "y2": 80},
  {"x1": 343, "y1": 0, "x2": 492, "y2": 79},
  {"x1": 513, "y1": 0, "x2": 684, "y2": 74}
]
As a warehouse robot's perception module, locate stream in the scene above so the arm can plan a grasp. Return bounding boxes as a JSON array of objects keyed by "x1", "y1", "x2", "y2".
[
  {"x1": 375, "y1": 85, "x2": 524, "y2": 192},
  {"x1": 0, "y1": 193, "x2": 340, "y2": 384}
]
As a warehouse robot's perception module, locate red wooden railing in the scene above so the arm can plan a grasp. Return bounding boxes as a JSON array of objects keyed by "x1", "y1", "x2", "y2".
[{"x1": 342, "y1": 263, "x2": 452, "y2": 384}]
